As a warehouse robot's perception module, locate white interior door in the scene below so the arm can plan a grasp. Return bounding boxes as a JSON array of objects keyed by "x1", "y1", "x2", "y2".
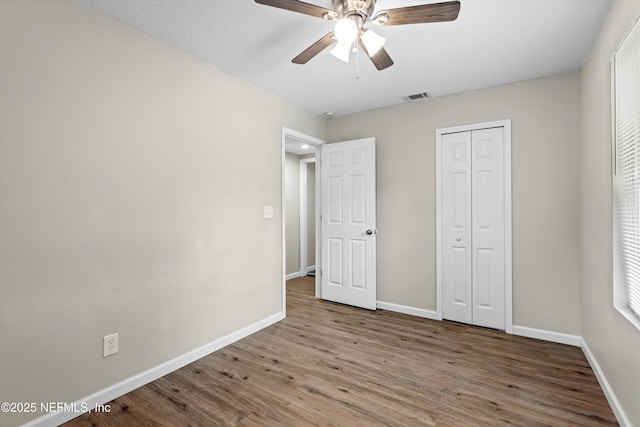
[
  {"x1": 321, "y1": 138, "x2": 377, "y2": 310},
  {"x1": 440, "y1": 126, "x2": 507, "y2": 330}
]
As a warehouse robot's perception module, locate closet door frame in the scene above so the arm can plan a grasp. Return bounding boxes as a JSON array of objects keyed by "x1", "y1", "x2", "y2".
[{"x1": 435, "y1": 119, "x2": 513, "y2": 333}]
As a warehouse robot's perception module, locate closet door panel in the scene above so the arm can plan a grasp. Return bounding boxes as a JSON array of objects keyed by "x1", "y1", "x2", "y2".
[
  {"x1": 441, "y1": 131, "x2": 472, "y2": 324},
  {"x1": 471, "y1": 127, "x2": 505, "y2": 330}
]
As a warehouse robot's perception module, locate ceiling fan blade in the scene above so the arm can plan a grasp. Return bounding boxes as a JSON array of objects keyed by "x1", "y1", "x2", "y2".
[
  {"x1": 378, "y1": 1, "x2": 460, "y2": 26},
  {"x1": 367, "y1": 48, "x2": 394, "y2": 70},
  {"x1": 292, "y1": 32, "x2": 336, "y2": 64},
  {"x1": 358, "y1": 37, "x2": 393, "y2": 70},
  {"x1": 255, "y1": 0, "x2": 334, "y2": 19}
]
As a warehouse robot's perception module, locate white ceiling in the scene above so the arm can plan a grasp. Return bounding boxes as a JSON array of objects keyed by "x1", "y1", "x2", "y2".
[{"x1": 81, "y1": 0, "x2": 611, "y2": 117}]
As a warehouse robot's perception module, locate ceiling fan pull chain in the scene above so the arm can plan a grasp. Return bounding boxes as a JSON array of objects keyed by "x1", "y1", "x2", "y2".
[{"x1": 355, "y1": 43, "x2": 360, "y2": 80}]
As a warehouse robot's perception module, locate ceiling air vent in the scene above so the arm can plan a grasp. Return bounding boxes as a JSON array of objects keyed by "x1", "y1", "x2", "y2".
[{"x1": 401, "y1": 92, "x2": 430, "y2": 102}]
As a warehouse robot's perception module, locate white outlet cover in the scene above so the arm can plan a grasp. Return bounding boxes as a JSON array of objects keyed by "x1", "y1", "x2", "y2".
[
  {"x1": 263, "y1": 206, "x2": 273, "y2": 219},
  {"x1": 103, "y1": 333, "x2": 119, "y2": 357}
]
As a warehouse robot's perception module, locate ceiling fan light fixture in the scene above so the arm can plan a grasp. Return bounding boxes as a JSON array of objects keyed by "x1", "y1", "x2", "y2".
[
  {"x1": 330, "y1": 42, "x2": 352, "y2": 63},
  {"x1": 334, "y1": 18, "x2": 358, "y2": 44},
  {"x1": 361, "y1": 29, "x2": 386, "y2": 56}
]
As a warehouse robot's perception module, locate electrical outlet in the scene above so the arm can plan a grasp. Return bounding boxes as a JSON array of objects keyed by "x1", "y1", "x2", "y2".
[
  {"x1": 263, "y1": 205, "x2": 273, "y2": 219},
  {"x1": 103, "y1": 333, "x2": 119, "y2": 357}
]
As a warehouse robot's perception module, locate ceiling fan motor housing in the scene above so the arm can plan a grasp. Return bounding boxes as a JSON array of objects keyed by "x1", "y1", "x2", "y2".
[{"x1": 332, "y1": 0, "x2": 376, "y2": 20}]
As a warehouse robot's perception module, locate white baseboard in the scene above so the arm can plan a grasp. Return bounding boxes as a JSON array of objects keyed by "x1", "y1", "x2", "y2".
[
  {"x1": 376, "y1": 301, "x2": 439, "y2": 320},
  {"x1": 285, "y1": 271, "x2": 301, "y2": 280},
  {"x1": 286, "y1": 268, "x2": 315, "y2": 280},
  {"x1": 22, "y1": 312, "x2": 285, "y2": 427},
  {"x1": 511, "y1": 325, "x2": 582, "y2": 346},
  {"x1": 581, "y1": 340, "x2": 631, "y2": 427}
]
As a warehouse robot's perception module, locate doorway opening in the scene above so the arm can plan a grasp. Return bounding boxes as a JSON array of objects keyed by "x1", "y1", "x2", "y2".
[{"x1": 282, "y1": 127, "x2": 324, "y2": 315}]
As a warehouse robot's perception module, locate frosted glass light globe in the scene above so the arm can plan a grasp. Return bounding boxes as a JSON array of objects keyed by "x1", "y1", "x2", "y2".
[
  {"x1": 334, "y1": 18, "x2": 358, "y2": 44},
  {"x1": 361, "y1": 29, "x2": 386, "y2": 56}
]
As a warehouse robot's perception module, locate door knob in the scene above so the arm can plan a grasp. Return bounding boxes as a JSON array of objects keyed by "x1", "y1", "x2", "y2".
[
  {"x1": 455, "y1": 236, "x2": 462, "y2": 241},
  {"x1": 366, "y1": 229, "x2": 374, "y2": 235}
]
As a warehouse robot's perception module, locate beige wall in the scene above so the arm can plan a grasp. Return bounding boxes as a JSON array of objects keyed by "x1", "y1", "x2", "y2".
[
  {"x1": 0, "y1": 1, "x2": 324, "y2": 425},
  {"x1": 580, "y1": 1, "x2": 640, "y2": 425},
  {"x1": 326, "y1": 72, "x2": 582, "y2": 335},
  {"x1": 285, "y1": 152, "x2": 301, "y2": 275}
]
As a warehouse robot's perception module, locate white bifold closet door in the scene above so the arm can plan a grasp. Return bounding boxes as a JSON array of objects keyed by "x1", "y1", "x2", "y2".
[{"x1": 441, "y1": 127, "x2": 506, "y2": 330}]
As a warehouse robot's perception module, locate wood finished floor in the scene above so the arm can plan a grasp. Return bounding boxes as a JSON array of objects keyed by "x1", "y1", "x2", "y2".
[{"x1": 64, "y1": 276, "x2": 617, "y2": 426}]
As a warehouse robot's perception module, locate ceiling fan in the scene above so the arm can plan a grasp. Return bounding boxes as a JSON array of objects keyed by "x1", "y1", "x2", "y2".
[{"x1": 254, "y1": 0, "x2": 461, "y2": 70}]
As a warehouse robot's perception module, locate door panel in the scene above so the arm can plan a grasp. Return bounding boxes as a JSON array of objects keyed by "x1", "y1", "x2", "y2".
[
  {"x1": 475, "y1": 171, "x2": 493, "y2": 229},
  {"x1": 328, "y1": 238, "x2": 343, "y2": 285},
  {"x1": 472, "y1": 127, "x2": 505, "y2": 329},
  {"x1": 351, "y1": 174, "x2": 367, "y2": 224},
  {"x1": 453, "y1": 247, "x2": 468, "y2": 303},
  {"x1": 475, "y1": 247, "x2": 492, "y2": 306},
  {"x1": 328, "y1": 176, "x2": 343, "y2": 222},
  {"x1": 453, "y1": 172, "x2": 468, "y2": 227},
  {"x1": 321, "y1": 138, "x2": 376, "y2": 310},
  {"x1": 441, "y1": 131, "x2": 472, "y2": 324},
  {"x1": 351, "y1": 239, "x2": 367, "y2": 289}
]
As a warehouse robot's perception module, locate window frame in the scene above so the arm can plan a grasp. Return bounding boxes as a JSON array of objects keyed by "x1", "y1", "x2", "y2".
[{"x1": 611, "y1": 14, "x2": 640, "y2": 332}]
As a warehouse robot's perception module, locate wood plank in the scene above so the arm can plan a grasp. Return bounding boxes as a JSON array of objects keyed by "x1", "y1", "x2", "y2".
[{"x1": 64, "y1": 276, "x2": 617, "y2": 426}]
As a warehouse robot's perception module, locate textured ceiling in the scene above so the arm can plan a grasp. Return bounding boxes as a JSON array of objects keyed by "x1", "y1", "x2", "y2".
[{"x1": 81, "y1": 0, "x2": 611, "y2": 117}]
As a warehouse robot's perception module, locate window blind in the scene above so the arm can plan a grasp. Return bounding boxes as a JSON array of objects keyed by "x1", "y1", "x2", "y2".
[{"x1": 612, "y1": 15, "x2": 640, "y2": 326}]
